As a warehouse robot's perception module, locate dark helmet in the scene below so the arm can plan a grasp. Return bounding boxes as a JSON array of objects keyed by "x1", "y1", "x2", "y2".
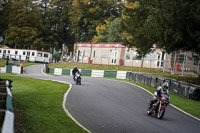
[
  {"x1": 162, "y1": 82, "x2": 169, "y2": 91},
  {"x1": 73, "y1": 66, "x2": 77, "y2": 69}
]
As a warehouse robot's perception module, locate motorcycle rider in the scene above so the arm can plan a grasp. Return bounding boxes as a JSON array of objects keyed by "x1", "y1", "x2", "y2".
[
  {"x1": 72, "y1": 66, "x2": 80, "y2": 81},
  {"x1": 148, "y1": 82, "x2": 170, "y2": 113}
]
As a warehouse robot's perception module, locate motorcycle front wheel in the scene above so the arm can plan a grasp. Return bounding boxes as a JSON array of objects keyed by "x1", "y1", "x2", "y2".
[{"x1": 157, "y1": 108, "x2": 165, "y2": 119}]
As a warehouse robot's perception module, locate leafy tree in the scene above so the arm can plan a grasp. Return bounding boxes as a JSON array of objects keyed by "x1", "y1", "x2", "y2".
[
  {"x1": 122, "y1": 0, "x2": 200, "y2": 55},
  {"x1": 92, "y1": 18, "x2": 122, "y2": 42},
  {"x1": 150, "y1": 0, "x2": 200, "y2": 54},
  {"x1": 0, "y1": 0, "x2": 12, "y2": 43},
  {"x1": 46, "y1": 0, "x2": 75, "y2": 51},
  {"x1": 122, "y1": 1, "x2": 154, "y2": 67},
  {"x1": 6, "y1": 0, "x2": 44, "y2": 49},
  {"x1": 70, "y1": 0, "x2": 122, "y2": 42}
]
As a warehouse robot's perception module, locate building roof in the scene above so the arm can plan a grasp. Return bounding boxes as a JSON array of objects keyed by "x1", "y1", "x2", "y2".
[
  {"x1": 76, "y1": 42, "x2": 126, "y2": 48},
  {"x1": 0, "y1": 47, "x2": 50, "y2": 53}
]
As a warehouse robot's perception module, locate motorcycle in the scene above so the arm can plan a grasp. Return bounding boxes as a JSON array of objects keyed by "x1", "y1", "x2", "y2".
[
  {"x1": 74, "y1": 72, "x2": 81, "y2": 85},
  {"x1": 147, "y1": 93, "x2": 170, "y2": 119}
]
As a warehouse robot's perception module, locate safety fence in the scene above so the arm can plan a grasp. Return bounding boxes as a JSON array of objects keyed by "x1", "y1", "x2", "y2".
[
  {"x1": 126, "y1": 72, "x2": 200, "y2": 101},
  {"x1": 0, "y1": 79, "x2": 14, "y2": 133},
  {"x1": 73, "y1": 51, "x2": 200, "y2": 76},
  {"x1": 47, "y1": 67, "x2": 127, "y2": 79},
  {"x1": 0, "y1": 65, "x2": 23, "y2": 74},
  {"x1": 163, "y1": 51, "x2": 200, "y2": 76}
]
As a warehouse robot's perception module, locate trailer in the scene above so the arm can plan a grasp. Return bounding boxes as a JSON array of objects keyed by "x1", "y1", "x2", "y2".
[{"x1": 0, "y1": 48, "x2": 52, "y2": 63}]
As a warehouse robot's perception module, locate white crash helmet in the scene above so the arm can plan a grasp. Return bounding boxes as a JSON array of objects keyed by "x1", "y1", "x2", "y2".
[{"x1": 162, "y1": 82, "x2": 169, "y2": 91}]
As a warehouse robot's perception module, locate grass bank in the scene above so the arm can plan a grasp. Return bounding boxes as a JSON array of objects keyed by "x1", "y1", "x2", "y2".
[
  {"x1": 0, "y1": 59, "x2": 41, "y2": 67},
  {"x1": 0, "y1": 75, "x2": 87, "y2": 133}
]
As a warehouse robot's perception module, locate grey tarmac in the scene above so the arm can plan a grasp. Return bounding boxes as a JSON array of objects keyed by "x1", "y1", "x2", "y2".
[{"x1": 22, "y1": 64, "x2": 200, "y2": 133}]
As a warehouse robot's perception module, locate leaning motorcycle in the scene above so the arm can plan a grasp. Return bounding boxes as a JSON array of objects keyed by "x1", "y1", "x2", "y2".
[
  {"x1": 147, "y1": 93, "x2": 170, "y2": 119},
  {"x1": 75, "y1": 72, "x2": 81, "y2": 85}
]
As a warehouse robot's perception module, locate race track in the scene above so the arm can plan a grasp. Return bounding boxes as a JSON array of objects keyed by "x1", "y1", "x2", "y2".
[{"x1": 22, "y1": 65, "x2": 200, "y2": 133}]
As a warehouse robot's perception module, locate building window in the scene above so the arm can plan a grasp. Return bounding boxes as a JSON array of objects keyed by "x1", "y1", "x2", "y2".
[
  {"x1": 15, "y1": 51, "x2": 18, "y2": 54},
  {"x1": 75, "y1": 50, "x2": 78, "y2": 56},
  {"x1": 161, "y1": 52, "x2": 165, "y2": 60},
  {"x1": 178, "y1": 54, "x2": 184, "y2": 63},
  {"x1": 8, "y1": 50, "x2": 10, "y2": 54},
  {"x1": 84, "y1": 51, "x2": 90, "y2": 57},
  {"x1": 193, "y1": 56, "x2": 199, "y2": 65},
  {"x1": 23, "y1": 51, "x2": 26, "y2": 55},
  {"x1": 135, "y1": 55, "x2": 142, "y2": 60},
  {"x1": 79, "y1": 51, "x2": 83, "y2": 57},
  {"x1": 44, "y1": 53, "x2": 48, "y2": 58},
  {"x1": 93, "y1": 51, "x2": 96, "y2": 57},
  {"x1": 0, "y1": 50, "x2": 2, "y2": 53},
  {"x1": 32, "y1": 52, "x2": 35, "y2": 56},
  {"x1": 133, "y1": 52, "x2": 142, "y2": 60},
  {"x1": 37, "y1": 53, "x2": 42, "y2": 57},
  {"x1": 125, "y1": 53, "x2": 130, "y2": 59}
]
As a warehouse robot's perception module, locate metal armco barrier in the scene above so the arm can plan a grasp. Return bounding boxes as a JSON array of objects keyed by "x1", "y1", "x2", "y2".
[
  {"x1": 0, "y1": 79, "x2": 14, "y2": 133},
  {"x1": 126, "y1": 71, "x2": 200, "y2": 101},
  {"x1": 188, "y1": 86, "x2": 200, "y2": 100},
  {"x1": 170, "y1": 80, "x2": 180, "y2": 94}
]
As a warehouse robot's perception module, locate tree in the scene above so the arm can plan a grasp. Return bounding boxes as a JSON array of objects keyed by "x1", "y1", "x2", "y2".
[
  {"x1": 122, "y1": 0, "x2": 200, "y2": 54},
  {"x1": 70, "y1": 0, "x2": 122, "y2": 42},
  {"x1": 0, "y1": 0, "x2": 12, "y2": 44},
  {"x1": 150, "y1": 0, "x2": 200, "y2": 54},
  {"x1": 122, "y1": 1, "x2": 154, "y2": 67},
  {"x1": 6, "y1": 0, "x2": 44, "y2": 49},
  {"x1": 46, "y1": 0, "x2": 75, "y2": 51},
  {"x1": 92, "y1": 18, "x2": 123, "y2": 42}
]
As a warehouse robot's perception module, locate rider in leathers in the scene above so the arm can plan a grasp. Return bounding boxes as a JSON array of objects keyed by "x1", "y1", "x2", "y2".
[
  {"x1": 72, "y1": 66, "x2": 80, "y2": 81},
  {"x1": 148, "y1": 82, "x2": 170, "y2": 113}
]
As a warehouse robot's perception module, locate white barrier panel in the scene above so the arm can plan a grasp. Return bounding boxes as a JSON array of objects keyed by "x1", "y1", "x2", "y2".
[
  {"x1": 54, "y1": 68, "x2": 62, "y2": 75},
  {"x1": 1, "y1": 111, "x2": 14, "y2": 133},
  {"x1": 70, "y1": 69, "x2": 73, "y2": 76},
  {"x1": 91, "y1": 70, "x2": 104, "y2": 78},
  {"x1": 116, "y1": 71, "x2": 127, "y2": 79},
  {"x1": 6, "y1": 87, "x2": 12, "y2": 97},
  {"x1": 12, "y1": 66, "x2": 21, "y2": 74},
  {"x1": 1, "y1": 67, "x2": 6, "y2": 73}
]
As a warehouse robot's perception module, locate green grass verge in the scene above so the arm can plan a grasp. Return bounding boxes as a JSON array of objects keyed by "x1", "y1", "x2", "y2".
[
  {"x1": 0, "y1": 59, "x2": 42, "y2": 67},
  {"x1": 0, "y1": 59, "x2": 6, "y2": 67},
  {"x1": 49, "y1": 62, "x2": 161, "y2": 73},
  {"x1": 0, "y1": 75, "x2": 87, "y2": 133},
  {"x1": 22, "y1": 62, "x2": 42, "y2": 68}
]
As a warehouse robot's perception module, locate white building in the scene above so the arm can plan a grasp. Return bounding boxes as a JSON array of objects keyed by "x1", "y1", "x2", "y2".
[
  {"x1": 0, "y1": 48, "x2": 52, "y2": 63},
  {"x1": 74, "y1": 42, "x2": 166, "y2": 68}
]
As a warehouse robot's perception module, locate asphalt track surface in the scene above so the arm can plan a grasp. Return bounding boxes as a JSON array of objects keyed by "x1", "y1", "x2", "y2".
[{"x1": 21, "y1": 64, "x2": 200, "y2": 133}]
